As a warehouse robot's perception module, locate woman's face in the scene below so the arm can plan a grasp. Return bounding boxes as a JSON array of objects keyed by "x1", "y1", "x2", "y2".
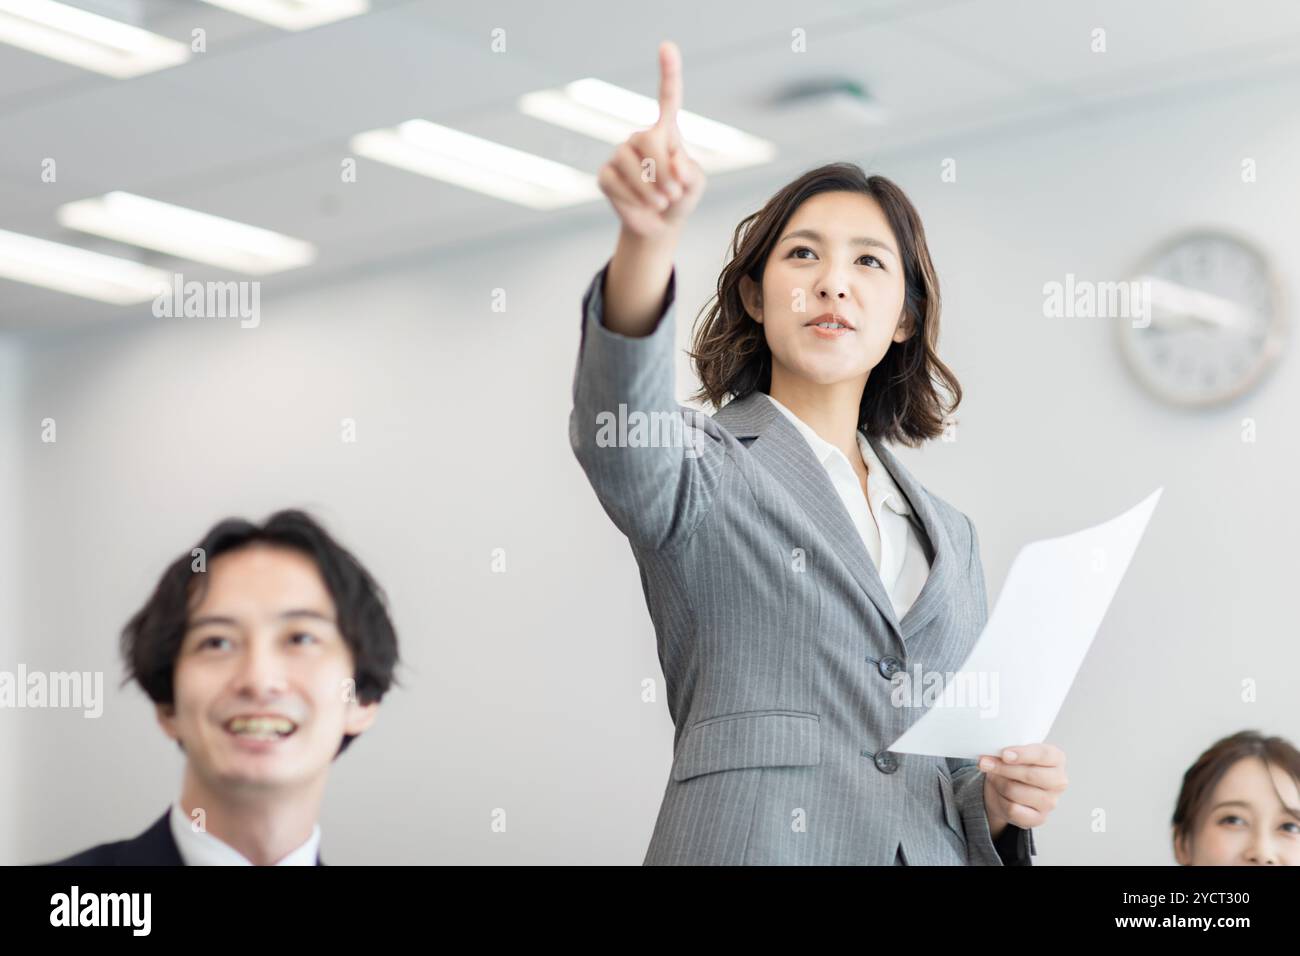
[
  {"x1": 1174, "y1": 757, "x2": 1300, "y2": 865},
  {"x1": 740, "y1": 190, "x2": 911, "y2": 391}
]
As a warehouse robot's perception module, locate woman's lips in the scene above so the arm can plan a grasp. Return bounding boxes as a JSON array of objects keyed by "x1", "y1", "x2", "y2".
[
  {"x1": 806, "y1": 324, "x2": 852, "y2": 339},
  {"x1": 805, "y1": 313, "x2": 854, "y2": 338}
]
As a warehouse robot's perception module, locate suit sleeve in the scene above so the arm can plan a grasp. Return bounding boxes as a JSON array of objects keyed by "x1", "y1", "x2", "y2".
[
  {"x1": 946, "y1": 513, "x2": 1038, "y2": 866},
  {"x1": 568, "y1": 258, "x2": 726, "y2": 553}
]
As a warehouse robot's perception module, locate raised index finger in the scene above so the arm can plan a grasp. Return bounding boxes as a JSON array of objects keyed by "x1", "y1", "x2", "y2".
[{"x1": 656, "y1": 40, "x2": 682, "y2": 129}]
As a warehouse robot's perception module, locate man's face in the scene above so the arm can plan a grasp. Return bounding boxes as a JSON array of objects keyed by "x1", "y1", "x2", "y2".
[
  {"x1": 157, "y1": 544, "x2": 378, "y2": 795},
  {"x1": 1174, "y1": 757, "x2": 1300, "y2": 865}
]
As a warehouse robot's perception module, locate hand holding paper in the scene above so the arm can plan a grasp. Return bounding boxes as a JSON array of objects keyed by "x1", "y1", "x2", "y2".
[{"x1": 980, "y1": 741, "x2": 1069, "y2": 837}]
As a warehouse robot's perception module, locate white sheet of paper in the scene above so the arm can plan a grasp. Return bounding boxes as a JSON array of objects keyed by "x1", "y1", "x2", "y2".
[{"x1": 886, "y1": 487, "x2": 1163, "y2": 759}]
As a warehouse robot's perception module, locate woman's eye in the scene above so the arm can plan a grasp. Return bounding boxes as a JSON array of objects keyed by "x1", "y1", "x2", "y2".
[
  {"x1": 197, "y1": 636, "x2": 230, "y2": 651},
  {"x1": 787, "y1": 247, "x2": 882, "y2": 268},
  {"x1": 1218, "y1": 814, "x2": 1245, "y2": 826},
  {"x1": 1282, "y1": 821, "x2": 1300, "y2": 835},
  {"x1": 289, "y1": 632, "x2": 319, "y2": 646}
]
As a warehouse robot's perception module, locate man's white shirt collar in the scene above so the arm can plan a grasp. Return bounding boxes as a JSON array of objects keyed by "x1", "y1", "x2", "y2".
[{"x1": 169, "y1": 801, "x2": 321, "y2": 866}]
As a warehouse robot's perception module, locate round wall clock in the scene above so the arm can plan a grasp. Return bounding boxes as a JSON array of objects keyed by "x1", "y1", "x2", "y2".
[{"x1": 1117, "y1": 229, "x2": 1287, "y2": 406}]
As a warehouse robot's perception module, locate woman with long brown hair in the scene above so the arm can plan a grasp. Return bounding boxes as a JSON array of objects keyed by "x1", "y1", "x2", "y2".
[{"x1": 569, "y1": 41, "x2": 1068, "y2": 864}]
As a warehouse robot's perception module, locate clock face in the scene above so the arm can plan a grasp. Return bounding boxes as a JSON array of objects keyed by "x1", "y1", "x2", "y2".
[{"x1": 1117, "y1": 230, "x2": 1286, "y2": 406}]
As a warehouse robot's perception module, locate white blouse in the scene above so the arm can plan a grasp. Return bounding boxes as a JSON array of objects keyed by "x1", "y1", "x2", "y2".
[{"x1": 764, "y1": 394, "x2": 931, "y2": 620}]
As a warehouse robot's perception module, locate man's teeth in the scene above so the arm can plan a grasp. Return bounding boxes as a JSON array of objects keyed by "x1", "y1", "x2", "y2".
[{"x1": 227, "y1": 716, "x2": 295, "y2": 738}]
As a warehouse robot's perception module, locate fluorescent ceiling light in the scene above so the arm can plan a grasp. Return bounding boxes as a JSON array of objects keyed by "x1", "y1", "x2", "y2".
[
  {"x1": 0, "y1": 0, "x2": 190, "y2": 78},
  {"x1": 519, "y1": 78, "x2": 777, "y2": 174},
  {"x1": 56, "y1": 192, "x2": 317, "y2": 275},
  {"x1": 350, "y1": 119, "x2": 600, "y2": 210},
  {"x1": 0, "y1": 228, "x2": 170, "y2": 304},
  {"x1": 197, "y1": 0, "x2": 369, "y2": 31}
]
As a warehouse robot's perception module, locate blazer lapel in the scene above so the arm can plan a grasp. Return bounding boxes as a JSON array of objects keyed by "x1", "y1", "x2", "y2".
[
  {"x1": 119, "y1": 810, "x2": 185, "y2": 865},
  {"x1": 713, "y1": 390, "x2": 953, "y2": 645}
]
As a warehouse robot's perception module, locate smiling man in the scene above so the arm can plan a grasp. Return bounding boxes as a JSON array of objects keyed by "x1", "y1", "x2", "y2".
[{"x1": 48, "y1": 510, "x2": 400, "y2": 866}]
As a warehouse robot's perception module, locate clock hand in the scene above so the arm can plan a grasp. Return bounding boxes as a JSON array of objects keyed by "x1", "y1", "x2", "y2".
[{"x1": 1138, "y1": 274, "x2": 1250, "y2": 332}]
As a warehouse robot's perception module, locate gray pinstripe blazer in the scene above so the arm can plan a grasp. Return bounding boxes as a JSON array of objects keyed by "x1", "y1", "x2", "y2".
[{"x1": 570, "y1": 260, "x2": 1036, "y2": 865}]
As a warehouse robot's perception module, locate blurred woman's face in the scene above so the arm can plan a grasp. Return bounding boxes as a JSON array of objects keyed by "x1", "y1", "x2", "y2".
[
  {"x1": 740, "y1": 191, "x2": 911, "y2": 392},
  {"x1": 1174, "y1": 757, "x2": 1300, "y2": 865}
]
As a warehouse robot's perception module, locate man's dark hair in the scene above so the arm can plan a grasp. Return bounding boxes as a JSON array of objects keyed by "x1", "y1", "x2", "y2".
[{"x1": 121, "y1": 509, "x2": 400, "y2": 756}]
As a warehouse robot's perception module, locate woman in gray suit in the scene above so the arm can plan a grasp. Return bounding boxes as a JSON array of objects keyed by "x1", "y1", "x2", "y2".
[{"x1": 570, "y1": 40, "x2": 1068, "y2": 864}]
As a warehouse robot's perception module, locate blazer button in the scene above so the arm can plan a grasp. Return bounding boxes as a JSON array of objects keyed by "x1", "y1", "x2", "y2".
[
  {"x1": 874, "y1": 751, "x2": 899, "y2": 774},
  {"x1": 877, "y1": 656, "x2": 903, "y2": 680}
]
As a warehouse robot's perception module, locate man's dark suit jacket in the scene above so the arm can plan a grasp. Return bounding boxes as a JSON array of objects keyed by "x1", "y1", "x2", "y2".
[{"x1": 45, "y1": 810, "x2": 325, "y2": 865}]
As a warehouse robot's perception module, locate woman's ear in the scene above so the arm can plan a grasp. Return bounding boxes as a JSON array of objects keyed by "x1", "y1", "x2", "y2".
[
  {"x1": 739, "y1": 274, "x2": 763, "y2": 324},
  {"x1": 892, "y1": 309, "x2": 915, "y2": 343},
  {"x1": 1172, "y1": 826, "x2": 1191, "y2": 865}
]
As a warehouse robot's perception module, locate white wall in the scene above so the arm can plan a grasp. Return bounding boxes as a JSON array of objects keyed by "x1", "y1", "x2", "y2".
[{"x1": 8, "y1": 68, "x2": 1299, "y2": 865}]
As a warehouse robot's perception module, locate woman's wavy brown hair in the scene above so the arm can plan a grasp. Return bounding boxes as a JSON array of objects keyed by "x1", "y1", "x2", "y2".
[{"x1": 688, "y1": 163, "x2": 960, "y2": 446}]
